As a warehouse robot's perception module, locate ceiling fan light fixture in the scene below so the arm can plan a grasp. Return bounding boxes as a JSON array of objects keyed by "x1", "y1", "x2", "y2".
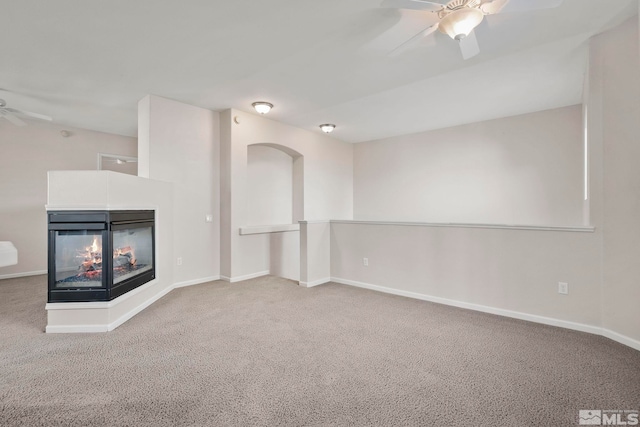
[
  {"x1": 319, "y1": 124, "x2": 336, "y2": 133},
  {"x1": 438, "y1": 7, "x2": 484, "y2": 40},
  {"x1": 252, "y1": 101, "x2": 273, "y2": 114}
]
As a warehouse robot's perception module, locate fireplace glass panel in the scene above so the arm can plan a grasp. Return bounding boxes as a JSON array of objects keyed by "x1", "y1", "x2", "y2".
[
  {"x1": 112, "y1": 226, "x2": 153, "y2": 285},
  {"x1": 54, "y1": 230, "x2": 104, "y2": 288}
]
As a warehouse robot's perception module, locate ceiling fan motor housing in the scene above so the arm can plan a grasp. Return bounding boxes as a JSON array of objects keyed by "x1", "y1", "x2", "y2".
[
  {"x1": 445, "y1": 0, "x2": 481, "y2": 11},
  {"x1": 438, "y1": 0, "x2": 485, "y2": 40}
]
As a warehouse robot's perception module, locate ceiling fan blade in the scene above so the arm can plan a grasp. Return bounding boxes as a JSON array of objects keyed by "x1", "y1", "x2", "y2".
[
  {"x1": 364, "y1": 9, "x2": 439, "y2": 53},
  {"x1": 390, "y1": 23, "x2": 439, "y2": 56},
  {"x1": 489, "y1": 0, "x2": 563, "y2": 14},
  {"x1": 1, "y1": 112, "x2": 27, "y2": 126},
  {"x1": 459, "y1": 30, "x2": 480, "y2": 60},
  {"x1": 5, "y1": 107, "x2": 52, "y2": 121},
  {"x1": 381, "y1": 0, "x2": 445, "y2": 12}
]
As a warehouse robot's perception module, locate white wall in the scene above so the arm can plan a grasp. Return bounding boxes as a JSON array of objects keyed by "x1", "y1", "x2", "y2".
[
  {"x1": 138, "y1": 95, "x2": 220, "y2": 284},
  {"x1": 332, "y1": 17, "x2": 640, "y2": 349},
  {"x1": 221, "y1": 109, "x2": 353, "y2": 281},
  {"x1": 331, "y1": 223, "x2": 600, "y2": 327},
  {"x1": 246, "y1": 144, "x2": 299, "y2": 281},
  {"x1": 0, "y1": 120, "x2": 136, "y2": 279},
  {"x1": 354, "y1": 105, "x2": 584, "y2": 226},
  {"x1": 246, "y1": 145, "x2": 293, "y2": 226},
  {"x1": 589, "y1": 16, "x2": 640, "y2": 343}
]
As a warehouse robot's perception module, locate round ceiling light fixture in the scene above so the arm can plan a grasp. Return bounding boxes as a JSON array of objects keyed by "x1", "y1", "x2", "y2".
[
  {"x1": 319, "y1": 124, "x2": 336, "y2": 134},
  {"x1": 252, "y1": 101, "x2": 273, "y2": 114},
  {"x1": 438, "y1": 7, "x2": 484, "y2": 41}
]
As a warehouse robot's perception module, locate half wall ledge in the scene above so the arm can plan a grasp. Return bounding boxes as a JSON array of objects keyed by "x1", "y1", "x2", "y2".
[
  {"x1": 330, "y1": 220, "x2": 595, "y2": 233},
  {"x1": 239, "y1": 224, "x2": 300, "y2": 235}
]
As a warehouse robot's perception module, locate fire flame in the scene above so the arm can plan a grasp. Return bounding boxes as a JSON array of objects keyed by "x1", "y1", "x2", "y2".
[{"x1": 91, "y1": 237, "x2": 98, "y2": 253}]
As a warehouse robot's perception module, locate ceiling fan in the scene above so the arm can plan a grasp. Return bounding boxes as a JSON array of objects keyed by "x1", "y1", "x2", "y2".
[
  {"x1": 379, "y1": 0, "x2": 564, "y2": 59},
  {"x1": 0, "y1": 98, "x2": 53, "y2": 126}
]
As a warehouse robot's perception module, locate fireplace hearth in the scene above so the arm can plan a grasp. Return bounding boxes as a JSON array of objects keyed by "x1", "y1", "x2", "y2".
[{"x1": 48, "y1": 210, "x2": 155, "y2": 302}]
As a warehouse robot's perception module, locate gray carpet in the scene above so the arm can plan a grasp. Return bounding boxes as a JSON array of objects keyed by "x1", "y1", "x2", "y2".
[{"x1": 0, "y1": 274, "x2": 638, "y2": 426}]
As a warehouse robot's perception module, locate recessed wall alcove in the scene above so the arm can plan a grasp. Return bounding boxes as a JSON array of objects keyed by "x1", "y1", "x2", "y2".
[
  {"x1": 240, "y1": 143, "x2": 304, "y2": 281},
  {"x1": 245, "y1": 143, "x2": 303, "y2": 227}
]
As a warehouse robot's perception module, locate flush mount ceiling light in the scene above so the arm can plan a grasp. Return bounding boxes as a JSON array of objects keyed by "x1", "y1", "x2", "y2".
[
  {"x1": 252, "y1": 101, "x2": 273, "y2": 114},
  {"x1": 319, "y1": 124, "x2": 336, "y2": 133},
  {"x1": 438, "y1": 6, "x2": 484, "y2": 41}
]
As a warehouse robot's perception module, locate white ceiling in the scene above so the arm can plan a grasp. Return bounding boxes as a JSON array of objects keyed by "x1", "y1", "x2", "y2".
[{"x1": 0, "y1": 0, "x2": 637, "y2": 143}]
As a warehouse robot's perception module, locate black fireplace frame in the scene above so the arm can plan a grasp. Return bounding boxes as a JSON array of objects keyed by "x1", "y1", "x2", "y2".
[{"x1": 48, "y1": 210, "x2": 155, "y2": 303}]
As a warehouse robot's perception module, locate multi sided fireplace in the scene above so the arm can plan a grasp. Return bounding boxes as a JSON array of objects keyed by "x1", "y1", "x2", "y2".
[{"x1": 48, "y1": 210, "x2": 155, "y2": 302}]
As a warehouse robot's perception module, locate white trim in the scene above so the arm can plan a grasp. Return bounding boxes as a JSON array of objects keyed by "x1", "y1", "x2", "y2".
[
  {"x1": 105, "y1": 285, "x2": 174, "y2": 332},
  {"x1": 0, "y1": 269, "x2": 47, "y2": 280},
  {"x1": 46, "y1": 324, "x2": 108, "y2": 333},
  {"x1": 46, "y1": 301, "x2": 109, "y2": 310},
  {"x1": 330, "y1": 277, "x2": 640, "y2": 352},
  {"x1": 46, "y1": 275, "x2": 223, "y2": 333},
  {"x1": 298, "y1": 220, "x2": 331, "y2": 224},
  {"x1": 223, "y1": 270, "x2": 270, "y2": 283},
  {"x1": 299, "y1": 277, "x2": 330, "y2": 288},
  {"x1": 601, "y1": 329, "x2": 640, "y2": 352},
  {"x1": 330, "y1": 220, "x2": 595, "y2": 233},
  {"x1": 239, "y1": 224, "x2": 300, "y2": 235},
  {"x1": 173, "y1": 275, "x2": 221, "y2": 288},
  {"x1": 45, "y1": 204, "x2": 159, "y2": 211}
]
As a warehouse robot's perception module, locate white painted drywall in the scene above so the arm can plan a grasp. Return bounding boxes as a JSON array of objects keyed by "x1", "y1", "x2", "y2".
[
  {"x1": 245, "y1": 145, "x2": 300, "y2": 280},
  {"x1": 221, "y1": 109, "x2": 353, "y2": 281},
  {"x1": 590, "y1": 16, "x2": 640, "y2": 343},
  {"x1": 300, "y1": 221, "x2": 331, "y2": 287},
  {"x1": 354, "y1": 105, "x2": 584, "y2": 226},
  {"x1": 246, "y1": 145, "x2": 293, "y2": 226},
  {"x1": 333, "y1": 17, "x2": 640, "y2": 348},
  {"x1": 220, "y1": 110, "x2": 232, "y2": 279},
  {"x1": 269, "y1": 231, "x2": 300, "y2": 282},
  {"x1": 0, "y1": 120, "x2": 136, "y2": 279},
  {"x1": 138, "y1": 95, "x2": 220, "y2": 284},
  {"x1": 331, "y1": 222, "x2": 601, "y2": 326}
]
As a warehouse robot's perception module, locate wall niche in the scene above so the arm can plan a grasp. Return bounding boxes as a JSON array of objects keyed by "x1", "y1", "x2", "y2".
[{"x1": 246, "y1": 143, "x2": 303, "y2": 227}]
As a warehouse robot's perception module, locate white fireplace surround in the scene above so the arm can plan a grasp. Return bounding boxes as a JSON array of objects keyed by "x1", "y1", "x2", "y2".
[{"x1": 45, "y1": 170, "x2": 179, "y2": 333}]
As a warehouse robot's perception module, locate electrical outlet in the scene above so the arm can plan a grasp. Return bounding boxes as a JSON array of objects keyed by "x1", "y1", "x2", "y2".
[
  {"x1": 363, "y1": 257, "x2": 369, "y2": 266},
  {"x1": 558, "y1": 282, "x2": 568, "y2": 295},
  {"x1": 177, "y1": 257, "x2": 182, "y2": 266}
]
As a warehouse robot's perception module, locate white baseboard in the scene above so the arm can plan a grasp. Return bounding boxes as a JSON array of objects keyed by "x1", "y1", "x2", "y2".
[
  {"x1": 173, "y1": 275, "x2": 221, "y2": 288},
  {"x1": 0, "y1": 270, "x2": 47, "y2": 280},
  {"x1": 105, "y1": 284, "x2": 175, "y2": 332},
  {"x1": 331, "y1": 277, "x2": 640, "y2": 352},
  {"x1": 299, "y1": 277, "x2": 330, "y2": 288},
  {"x1": 601, "y1": 329, "x2": 640, "y2": 352},
  {"x1": 46, "y1": 274, "x2": 223, "y2": 333},
  {"x1": 46, "y1": 324, "x2": 109, "y2": 333},
  {"x1": 221, "y1": 270, "x2": 270, "y2": 283}
]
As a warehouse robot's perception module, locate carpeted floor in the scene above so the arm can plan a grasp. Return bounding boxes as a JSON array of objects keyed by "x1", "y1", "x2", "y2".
[{"x1": 0, "y1": 274, "x2": 638, "y2": 426}]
